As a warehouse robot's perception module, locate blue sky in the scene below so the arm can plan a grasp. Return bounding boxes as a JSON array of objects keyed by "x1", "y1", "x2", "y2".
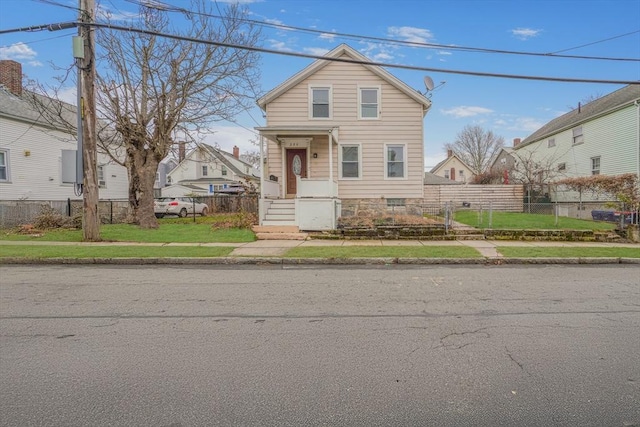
[{"x1": 1, "y1": 0, "x2": 639, "y2": 168}]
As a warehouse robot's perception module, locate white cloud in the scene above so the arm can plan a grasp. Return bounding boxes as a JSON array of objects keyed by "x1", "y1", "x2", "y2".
[
  {"x1": 97, "y1": 4, "x2": 139, "y2": 21},
  {"x1": 304, "y1": 47, "x2": 330, "y2": 56},
  {"x1": 358, "y1": 42, "x2": 398, "y2": 63},
  {"x1": 0, "y1": 42, "x2": 38, "y2": 61},
  {"x1": 437, "y1": 51, "x2": 452, "y2": 56},
  {"x1": 267, "y1": 39, "x2": 293, "y2": 52},
  {"x1": 441, "y1": 106, "x2": 493, "y2": 118},
  {"x1": 388, "y1": 26, "x2": 434, "y2": 44},
  {"x1": 425, "y1": 153, "x2": 447, "y2": 171},
  {"x1": 57, "y1": 86, "x2": 77, "y2": 106},
  {"x1": 265, "y1": 18, "x2": 284, "y2": 26},
  {"x1": 510, "y1": 117, "x2": 544, "y2": 132},
  {"x1": 319, "y1": 32, "x2": 337, "y2": 42},
  {"x1": 510, "y1": 27, "x2": 542, "y2": 40}
]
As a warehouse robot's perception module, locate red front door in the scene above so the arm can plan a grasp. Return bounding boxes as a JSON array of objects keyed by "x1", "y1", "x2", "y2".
[{"x1": 286, "y1": 149, "x2": 307, "y2": 196}]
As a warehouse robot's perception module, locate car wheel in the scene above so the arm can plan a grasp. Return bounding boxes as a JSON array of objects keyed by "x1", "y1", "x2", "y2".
[
  {"x1": 201, "y1": 207, "x2": 208, "y2": 216},
  {"x1": 155, "y1": 214, "x2": 164, "y2": 219},
  {"x1": 179, "y1": 208, "x2": 187, "y2": 218}
]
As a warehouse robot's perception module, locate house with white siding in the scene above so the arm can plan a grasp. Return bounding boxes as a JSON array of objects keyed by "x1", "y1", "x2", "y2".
[
  {"x1": 515, "y1": 84, "x2": 640, "y2": 202},
  {"x1": 0, "y1": 60, "x2": 129, "y2": 201},
  {"x1": 255, "y1": 44, "x2": 432, "y2": 230},
  {"x1": 163, "y1": 143, "x2": 259, "y2": 196}
]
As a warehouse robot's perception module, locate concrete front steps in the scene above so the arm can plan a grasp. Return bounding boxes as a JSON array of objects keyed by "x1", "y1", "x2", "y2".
[
  {"x1": 252, "y1": 225, "x2": 309, "y2": 240},
  {"x1": 262, "y1": 199, "x2": 295, "y2": 226}
]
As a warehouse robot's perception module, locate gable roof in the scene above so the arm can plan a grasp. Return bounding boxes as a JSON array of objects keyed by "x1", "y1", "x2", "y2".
[
  {"x1": 429, "y1": 153, "x2": 475, "y2": 174},
  {"x1": 256, "y1": 44, "x2": 431, "y2": 113},
  {"x1": 423, "y1": 172, "x2": 462, "y2": 185},
  {"x1": 0, "y1": 86, "x2": 76, "y2": 131},
  {"x1": 519, "y1": 84, "x2": 640, "y2": 148},
  {"x1": 172, "y1": 144, "x2": 258, "y2": 180}
]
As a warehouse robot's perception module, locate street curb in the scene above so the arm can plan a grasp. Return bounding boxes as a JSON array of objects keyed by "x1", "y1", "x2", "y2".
[{"x1": 0, "y1": 257, "x2": 638, "y2": 265}]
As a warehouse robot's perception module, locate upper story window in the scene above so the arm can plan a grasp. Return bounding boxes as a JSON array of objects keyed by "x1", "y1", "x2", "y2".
[
  {"x1": 359, "y1": 86, "x2": 380, "y2": 119},
  {"x1": 548, "y1": 138, "x2": 556, "y2": 148},
  {"x1": 221, "y1": 165, "x2": 227, "y2": 176},
  {"x1": 340, "y1": 144, "x2": 360, "y2": 179},
  {"x1": 572, "y1": 126, "x2": 584, "y2": 145},
  {"x1": 558, "y1": 162, "x2": 566, "y2": 172},
  {"x1": 309, "y1": 86, "x2": 331, "y2": 119},
  {"x1": 591, "y1": 156, "x2": 600, "y2": 175},
  {"x1": 444, "y1": 170, "x2": 450, "y2": 179},
  {"x1": 459, "y1": 170, "x2": 465, "y2": 182},
  {"x1": 97, "y1": 165, "x2": 106, "y2": 188},
  {"x1": 0, "y1": 149, "x2": 9, "y2": 181},
  {"x1": 202, "y1": 165, "x2": 208, "y2": 176},
  {"x1": 385, "y1": 144, "x2": 406, "y2": 179}
]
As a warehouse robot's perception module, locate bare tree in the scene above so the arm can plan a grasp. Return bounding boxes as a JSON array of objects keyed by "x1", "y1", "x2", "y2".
[
  {"x1": 95, "y1": 1, "x2": 261, "y2": 228},
  {"x1": 446, "y1": 125, "x2": 504, "y2": 175},
  {"x1": 510, "y1": 149, "x2": 564, "y2": 202}
]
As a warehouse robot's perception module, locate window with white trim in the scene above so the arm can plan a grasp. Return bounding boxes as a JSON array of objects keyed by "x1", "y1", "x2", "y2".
[
  {"x1": 202, "y1": 165, "x2": 208, "y2": 176},
  {"x1": 97, "y1": 165, "x2": 106, "y2": 188},
  {"x1": 221, "y1": 165, "x2": 227, "y2": 176},
  {"x1": 591, "y1": 156, "x2": 600, "y2": 175},
  {"x1": 310, "y1": 86, "x2": 331, "y2": 118},
  {"x1": 572, "y1": 126, "x2": 584, "y2": 145},
  {"x1": 444, "y1": 170, "x2": 450, "y2": 179},
  {"x1": 385, "y1": 144, "x2": 406, "y2": 178},
  {"x1": 359, "y1": 86, "x2": 380, "y2": 119},
  {"x1": 0, "y1": 149, "x2": 9, "y2": 181},
  {"x1": 339, "y1": 144, "x2": 360, "y2": 179}
]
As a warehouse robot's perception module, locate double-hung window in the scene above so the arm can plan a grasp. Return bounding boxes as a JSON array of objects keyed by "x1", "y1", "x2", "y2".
[
  {"x1": 310, "y1": 86, "x2": 331, "y2": 119},
  {"x1": 591, "y1": 156, "x2": 600, "y2": 175},
  {"x1": 386, "y1": 144, "x2": 406, "y2": 178},
  {"x1": 221, "y1": 165, "x2": 227, "y2": 176},
  {"x1": 572, "y1": 126, "x2": 584, "y2": 145},
  {"x1": 359, "y1": 86, "x2": 380, "y2": 119},
  {"x1": 202, "y1": 165, "x2": 208, "y2": 176},
  {"x1": 0, "y1": 149, "x2": 9, "y2": 181},
  {"x1": 340, "y1": 145, "x2": 360, "y2": 179},
  {"x1": 97, "y1": 165, "x2": 106, "y2": 187}
]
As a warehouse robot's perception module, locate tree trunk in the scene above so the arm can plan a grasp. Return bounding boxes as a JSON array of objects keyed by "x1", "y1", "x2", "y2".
[{"x1": 127, "y1": 149, "x2": 159, "y2": 229}]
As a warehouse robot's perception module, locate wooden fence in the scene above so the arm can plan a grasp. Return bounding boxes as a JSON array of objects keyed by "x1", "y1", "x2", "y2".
[{"x1": 424, "y1": 184, "x2": 524, "y2": 211}]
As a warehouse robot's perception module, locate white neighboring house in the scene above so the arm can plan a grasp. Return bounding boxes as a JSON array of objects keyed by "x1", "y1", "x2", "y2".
[
  {"x1": 0, "y1": 60, "x2": 129, "y2": 201},
  {"x1": 163, "y1": 143, "x2": 259, "y2": 196},
  {"x1": 515, "y1": 84, "x2": 640, "y2": 202},
  {"x1": 430, "y1": 149, "x2": 476, "y2": 183},
  {"x1": 154, "y1": 157, "x2": 178, "y2": 196}
]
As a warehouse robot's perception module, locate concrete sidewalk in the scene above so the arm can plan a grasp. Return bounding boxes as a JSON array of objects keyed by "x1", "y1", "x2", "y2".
[{"x1": 1, "y1": 239, "x2": 638, "y2": 264}]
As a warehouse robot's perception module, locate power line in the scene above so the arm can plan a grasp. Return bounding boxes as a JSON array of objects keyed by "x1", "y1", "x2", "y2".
[
  {"x1": 123, "y1": 0, "x2": 640, "y2": 63},
  {"x1": 1, "y1": 19, "x2": 638, "y2": 85},
  {"x1": 550, "y1": 30, "x2": 640, "y2": 54},
  {"x1": 86, "y1": 21, "x2": 640, "y2": 85}
]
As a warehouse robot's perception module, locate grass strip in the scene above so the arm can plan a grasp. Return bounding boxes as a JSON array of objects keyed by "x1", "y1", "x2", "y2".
[
  {"x1": 497, "y1": 247, "x2": 640, "y2": 258},
  {"x1": 284, "y1": 246, "x2": 481, "y2": 258},
  {"x1": 0, "y1": 245, "x2": 234, "y2": 259},
  {"x1": 0, "y1": 224, "x2": 256, "y2": 243}
]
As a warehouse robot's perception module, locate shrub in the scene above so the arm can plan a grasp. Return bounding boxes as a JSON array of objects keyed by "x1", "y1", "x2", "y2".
[
  {"x1": 210, "y1": 212, "x2": 257, "y2": 230},
  {"x1": 32, "y1": 206, "x2": 77, "y2": 230}
]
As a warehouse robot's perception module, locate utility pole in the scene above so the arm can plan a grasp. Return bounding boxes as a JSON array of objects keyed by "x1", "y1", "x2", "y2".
[{"x1": 78, "y1": 0, "x2": 100, "y2": 241}]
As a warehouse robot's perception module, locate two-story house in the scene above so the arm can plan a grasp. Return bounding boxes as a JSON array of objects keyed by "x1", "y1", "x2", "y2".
[
  {"x1": 256, "y1": 44, "x2": 431, "y2": 230},
  {"x1": 0, "y1": 60, "x2": 129, "y2": 201},
  {"x1": 515, "y1": 84, "x2": 640, "y2": 202},
  {"x1": 163, "y1": 143, "x2": 259, "y2": 197}
]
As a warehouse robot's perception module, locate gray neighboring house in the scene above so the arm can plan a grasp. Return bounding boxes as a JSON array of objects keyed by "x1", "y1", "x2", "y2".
[
  {"x1": 0, "y1": 60, "x2": 129, "y2": 201},
  {"x1": 515, "y1": 84, "x2": 640, "y2": 201},
  {"x1": 154, "y1": 157, "x2": 178, "y2": 197}
]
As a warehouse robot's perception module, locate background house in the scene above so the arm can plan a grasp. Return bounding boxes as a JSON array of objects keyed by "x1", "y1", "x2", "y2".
[
  {"x1": 488, "y1": 140, "x2": 519, "y2": 184},
  {"x1": 256, "y1": 44, "x2": 431, "y2": 230},
  {"x1": 0, "y1": 60, "x2": 129, "y2": 201},
  {"x1": 154, "y1": 157, "x2": 178, "y2": 197},
  {"x1": 163, "y1": 143, "x2": 259, "y2": 197},
  {"x1": 430, "y1": 149, "x2": 476, "y2": 183},
  {"x1": 514, "y1": 84, "x2": 640, "y2": 202}
]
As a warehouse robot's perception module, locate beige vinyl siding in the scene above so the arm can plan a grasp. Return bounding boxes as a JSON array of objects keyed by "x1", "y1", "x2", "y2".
[{"x1": 265, "y1": 55, "x2": 425, "y2": 199}]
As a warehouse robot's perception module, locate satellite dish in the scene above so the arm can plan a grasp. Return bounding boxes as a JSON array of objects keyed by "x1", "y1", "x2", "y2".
[{"x1": 423, "y1": 76, "x2": 434, "y2": 92}]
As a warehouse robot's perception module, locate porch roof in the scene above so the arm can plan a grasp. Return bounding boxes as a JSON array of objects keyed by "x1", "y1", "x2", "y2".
[{"x1": 255, "y1": 126, "x2": 338, "y2": 143}]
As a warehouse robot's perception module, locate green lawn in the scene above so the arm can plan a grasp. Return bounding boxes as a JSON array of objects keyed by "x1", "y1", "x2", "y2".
[
  {"x1": 1, "y1": 223, "x2": 256, "y2": 243},
  {"x1": 454, "y1": 211, "x2": 616, "y2": 230},
  {"x1": 0, "y1": 245, "x2": 234, "y2": 259},
  {"x1": 284, "y1": 246, "x2": 482, "y2": 258},
  {"x1": 497, "y1": 246, "x2": 640, "y2": 258}
]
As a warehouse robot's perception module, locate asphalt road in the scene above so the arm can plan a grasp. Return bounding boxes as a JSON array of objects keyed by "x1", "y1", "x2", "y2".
[{"x1": 1, "y1": 265, "x2": 639, "y2": 427}]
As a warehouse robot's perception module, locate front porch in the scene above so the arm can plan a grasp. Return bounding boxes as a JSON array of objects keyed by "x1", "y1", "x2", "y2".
[{"x1": 256, "y1": 126, "x2": 342, "y2": 231}]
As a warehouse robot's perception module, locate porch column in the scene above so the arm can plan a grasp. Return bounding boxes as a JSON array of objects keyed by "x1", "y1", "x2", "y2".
[
  {"x1": 259, "y1": 135, "x2": 264, "y2": 202},
  {"x1": 328, "y1": 130, "x2": 333, "y2": 183}
]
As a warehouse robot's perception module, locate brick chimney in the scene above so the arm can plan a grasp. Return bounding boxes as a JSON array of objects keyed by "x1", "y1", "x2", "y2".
[
  {"x1": 447, "y1": 149, "x2": 453, "y2": 158},
  {"x1": 178, "y1": 142, "x2": 186, "y2": 162},
  {"x1": 233, "y1": 145, "x2": 240, "y2": 159},
  {"x1": 513, "y1": 138, "x2": 521, "y2": 147},
  {"x1": 0, "y1": 60, "x2": 22, "y2": 96}
]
